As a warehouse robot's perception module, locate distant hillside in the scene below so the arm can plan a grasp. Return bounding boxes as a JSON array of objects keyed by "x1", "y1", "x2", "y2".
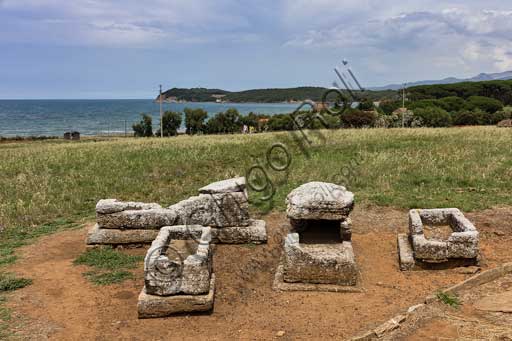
[
  {"x1": 371, "y1": 70, "x2": 512, "y2": 90},
  {"x1": 160, "y1": 86, "x2": 397, "y2": 103}
]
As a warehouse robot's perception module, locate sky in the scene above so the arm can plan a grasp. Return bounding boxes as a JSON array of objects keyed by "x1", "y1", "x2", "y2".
[{"x1": 1, "y1": 0, "x2": 512, "y2": 99}]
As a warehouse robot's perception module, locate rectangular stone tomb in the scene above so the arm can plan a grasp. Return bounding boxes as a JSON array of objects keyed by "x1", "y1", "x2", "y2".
[
  {"x1": 137, "y1": 226, "x2": 215, "y2": 318},
  {"x1": 274, "y1": 182, "x2": 361, "y2": 292},
  {"x1": 398, "y1": 208, "x2": 480, "y2": 271},
  {"x1": 86, "y1": 177, "x2": 268, "y2": 246}
]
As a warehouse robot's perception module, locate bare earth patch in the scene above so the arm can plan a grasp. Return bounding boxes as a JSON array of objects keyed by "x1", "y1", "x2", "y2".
[{"x1": 4, "y1": 205, "x2": 512, "y2": 340}]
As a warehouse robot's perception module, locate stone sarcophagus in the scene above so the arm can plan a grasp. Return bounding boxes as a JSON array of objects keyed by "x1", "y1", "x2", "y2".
[
  {"x1": 86, "y1": 177, "x2": 267, "y2": 246},
  {"x1": 398, "y1": 208, "x2": 480, "y2": 271},
  {"x1": 138, "y1": 226, "x2": 215, "y2": 318},
  {"x1": 274, "y1": 182, "x2": 360, "y2": 292}
]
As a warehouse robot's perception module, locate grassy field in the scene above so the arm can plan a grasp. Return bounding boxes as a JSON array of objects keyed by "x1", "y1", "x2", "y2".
[{"x1": 1, "y1": 126, "x2": 511, "y2": 231}]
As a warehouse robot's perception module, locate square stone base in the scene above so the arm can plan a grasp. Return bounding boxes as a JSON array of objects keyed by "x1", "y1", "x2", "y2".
[
  {"x1": 398, "y1": 233, "x2": 479, "y2": 271},
  {"x1": 138, "y1": 274, "x2": 215, "y2": 318},
  {"x1": 273, "y1": 260, "x2": 362, "y2": 293}
]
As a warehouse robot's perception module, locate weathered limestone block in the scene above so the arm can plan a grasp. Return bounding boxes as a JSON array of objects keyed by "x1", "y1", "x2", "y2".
[
  {"x1": 86, "y1": 224, "x2": 159, "y2": 245},
  {"x1": 144, "y1": 227, "x2": 213, "y2": 296},
  {"x1": 286, "y1": 182, "x2": 354, "y2": 220},
  {"x1": 282, "y1": 233, "x2": 358, "y2": 286},
  {"x1": 409, "y1": 208, "x2": 479, "y2": 262},
  {"x1": 97, "y1": 208, "x2": 178, "y2": 229},
  {"x1": 397, "y1": 234, "x2": 415, "y2": 271},
  {"x1": 340, "y1": 217, "x2": 352, "y2": 241},
  {"x1": 171, "y1": 192, "x2": 249, "y2": 227},
  {"x1": 138, "y1": 275, "x2": 215, "y2": 318},
  {"x1": 159, "y1": 220, "x2": 267, "y2": 244},
  {"x1": 96, "y1": 199, "x2": 161, "y2": 214},
  {"x1": 198, "y1": 176, "x2": 246, "y2": 194}
]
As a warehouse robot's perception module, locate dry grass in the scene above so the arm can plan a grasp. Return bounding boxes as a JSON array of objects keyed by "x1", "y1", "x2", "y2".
[{"x1": 0, "y1": 126, "x2": 511, "y2": 232}]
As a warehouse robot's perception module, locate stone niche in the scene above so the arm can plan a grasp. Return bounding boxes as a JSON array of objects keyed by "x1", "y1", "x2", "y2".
[
  {"x1": 398, "y1": 208, "x2": 480, "y2": 271},
  {"x1": 86, "y1": 177, "x2": 267, "y2": 247},
  {"x1": 138, "y1": 226, "x2": 215, "y2": 318},
  {"x1": 274, "y1": 182, "x2": 361, "y2": 292}
]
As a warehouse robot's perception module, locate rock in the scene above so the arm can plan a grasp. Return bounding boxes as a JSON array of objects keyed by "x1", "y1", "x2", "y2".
[
  {"x1": 374, "y1": 315, "x2": 406, "y2": 337},
  {"x1": 454, "y1": 266, "x2": 480, "y2": 274},
  {"x1": 144, "y1": 227, "x2": 213, "y2": 296},
  {"x1": 494, "y1": 231, "x2": 506, "y2": 237},
  {"x1": 397, "y1": 234, "x2": 415, "y2": 271},
  {"x1": 86, "y1": 224, "x2": 159, "y2": 245},
  {"x1": 409, "y1": 208, "x2": 479, "y2": 262},
  {"x1": 198, "y1": 177, "x2": 246, "y2": 194},
  {"x1": 276, "y1": 331, "x2": 286, "y2": 337},
  {"x1": 474, "y1": 291, "x2": 512, "y2": 312},
  {"x1": 283, "y1": 236, "x2": 358, "y2": 286},
  {"x1": 172, "y1": 192, "x2": 250, "y2": 227},
  {"x1": 97, "y1": 208, "x2": 178, "y2": 229},
  {"x1": 286, "y1": 182, "x2": 354, "y2": 220},
  {"x1": 96, "y1": 199, "x2": 161, "y2": 215},
  {"x1": 137, "y1": 275, "x2": 215, "y2": 318}
]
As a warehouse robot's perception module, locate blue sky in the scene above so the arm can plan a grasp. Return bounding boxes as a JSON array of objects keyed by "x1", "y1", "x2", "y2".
[{"x1": 1, "y1": 0, "x2": 512, "y2": 99}]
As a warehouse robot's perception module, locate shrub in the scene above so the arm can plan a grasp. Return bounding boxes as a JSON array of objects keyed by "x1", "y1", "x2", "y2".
[
  {"x1": 414, "y1": 107, "x2": 452, "y2": 127},
  {"x1": 205, "y1": 108, "x2": 242, "y2": 134},
  {"x1": 437, "y1": 96, "x2": 466, "y2": 112},
  {"x1": 184, "y1": 108, "x2": 208, "y2": 135},
  {"x1": 156, "y1": 111, "x2": 182, "y2": 137},
  {"x1": 375, "y1": 110, "x2": 423, "y2": 128},
  {"x1": 378, "y1": 100, "x2": 404, "y2": 115},
  {"x1": 358, "y1": 99, "x2": 375, "y2": 111},
  {"x1": 409, "y1": 99, "x2": 440, "y2": 110},
  {"x1": 488, "y1": 110, "x2": 511, "y2": 125},
  {"x1": 267, "y1": 114, "x2": 294, "y2": 131},
  {"x1": 452, "y1": 110, "x2": 485, "y2": 126},
  {"x1": 466, "y1": 96, "x2": 504, "y2": 113},
  {"x1": 341, "y1": 109, "x2": 376, "y2": 128},
  {"x1": 132, "y1": 114, "x2": 153, "y2": 137}
]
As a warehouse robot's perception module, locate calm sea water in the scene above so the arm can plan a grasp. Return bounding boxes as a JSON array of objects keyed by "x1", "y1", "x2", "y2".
[{"x1": 0, "y1": 100, "x2": 299, "y2": 137}]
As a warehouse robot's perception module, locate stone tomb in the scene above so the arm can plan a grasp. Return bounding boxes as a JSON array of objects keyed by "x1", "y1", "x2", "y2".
[
  {"x1": 138, "y1": 226, "x2": 215, "y2": 318},
  {"x1": 398, "y1": 208, "x2": 480, "y2": 271},
  {"x1": 273, "y1": 182, "x2": 361, "y2": 292},
  {"x1": 86, "y1": 177, "x2": 267, "y2": 246}
]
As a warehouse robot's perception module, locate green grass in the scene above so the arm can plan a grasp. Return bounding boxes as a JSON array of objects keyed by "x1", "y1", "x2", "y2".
[
  {"x1": 0, "y1": 273, "x2": 32, "y2": 292},
  {"x1": 74, "y1": 248, "x2": 144, "y2": 285},
  {"x1": 0, "y1": 218, "x2": 81, "y2": 267},
  {"x1": 436, "y1": 291, "x2": 461, "y2": 308},
  {"x1": 83, "y1": 270, "x2": 134, "y2": 285},
  {"x1": 0, "y1": 127, "x2": 511, "y2": 229}
]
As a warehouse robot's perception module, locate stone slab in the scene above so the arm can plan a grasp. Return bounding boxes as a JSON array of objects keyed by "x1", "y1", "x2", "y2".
[
  {"x1": 86, "y1": 224, "x2": 159, "y2": 245},
  {"x1": 286, "y1": 182, "x2": 354, "y2": 220},
  {"x1": 198, "y1": 177, "x2": 246, "y2": 194},
  {"x1": 273, "y1": 263, "x2": 362, "y2": 293},
  {"x1": 86, "y1": 220, "x2": 267, "y2": 246},
  {"x1": 474, "y1": 291, "x2": 512, "y2": 313},
  {"x1": 138, "y1": 274, "x2": 215, "y2": 318},
  {"x1": 397, "y1": 233, "x2": 415, "y2": 271}
]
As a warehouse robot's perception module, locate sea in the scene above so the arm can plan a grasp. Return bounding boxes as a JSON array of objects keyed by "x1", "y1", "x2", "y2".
[{"x1": 0, "y1": 100, "x2": 299, "y2": 137}]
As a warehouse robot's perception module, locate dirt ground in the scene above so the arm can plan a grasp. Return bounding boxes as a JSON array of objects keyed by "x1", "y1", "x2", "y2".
[
  {"x1": 388, "y1": 273, "x2": 512, "y2": 340},
  {"x1": 4, "y1": 206, "x2": 512, "y2": 340}
]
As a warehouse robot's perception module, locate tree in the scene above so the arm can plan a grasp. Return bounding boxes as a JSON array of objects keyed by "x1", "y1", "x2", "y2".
[
  {"x1": 358, "y1": 99, "x2": 375, "y2": 111},
  {"x1": 466, "y1": 96, "x2": 504, "y2": 114},
  {"x1": 156, "y1": 111, "x2": 182, "y2": 137},
  {"x1": 132, "y1": 114, "x2": 153, "y2": 137},
  {"x1": 378, "y1": 100, "x2": 403, "y2": 115},
  {"x1": 205, "y1": 108, "x2": 242, "y2": 134},
  {"x1": 184, "y1": 108, "x2": 208, "y2": 135},
  {"x1": 414, "y1": 107, "x2": 452, "y2": 127},
  {"x1": 340, "y1": 109, "x2": 376, "y2": 128},
  {"x1": 437, "y1": 96, "x2": 466, "y2": 113}
]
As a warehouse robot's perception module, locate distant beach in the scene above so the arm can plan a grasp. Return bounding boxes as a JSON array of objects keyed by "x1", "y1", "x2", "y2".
[{"x1": 0, "y1": 100, "x2": 298, "y2": 137}]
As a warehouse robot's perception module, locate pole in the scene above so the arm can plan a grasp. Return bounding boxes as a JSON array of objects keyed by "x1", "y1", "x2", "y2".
[
  {"x1": 402, "y1": 83, "x2": 406, "y2": 128},
  {"x1": 159, "y1": 84, "x2": 163, "y2": 138},
  {"x1": 124, "y1": 120, "x2": 127, "y2": 137}
]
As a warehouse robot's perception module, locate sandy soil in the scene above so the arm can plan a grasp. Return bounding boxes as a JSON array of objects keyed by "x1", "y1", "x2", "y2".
[{"x1": 5, "y1": 206, "x2": 512, "y2": 340}]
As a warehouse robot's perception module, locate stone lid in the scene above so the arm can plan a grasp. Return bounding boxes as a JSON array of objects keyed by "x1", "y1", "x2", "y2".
[
  {"x1": 198, "y1": 177, "x2": 246, "y2": 194},
  {"x1": 286, "y1": 182, "x2": 354, "y2": 220}
]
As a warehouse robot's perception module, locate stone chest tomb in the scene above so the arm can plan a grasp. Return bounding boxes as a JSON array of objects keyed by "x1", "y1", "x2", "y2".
[
  {"x1": 274, "y1": 182, "x2": 360, "y2": 292},
  {"x1": 398, "y1": 208, "x2": 480, "y2": 271}
]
